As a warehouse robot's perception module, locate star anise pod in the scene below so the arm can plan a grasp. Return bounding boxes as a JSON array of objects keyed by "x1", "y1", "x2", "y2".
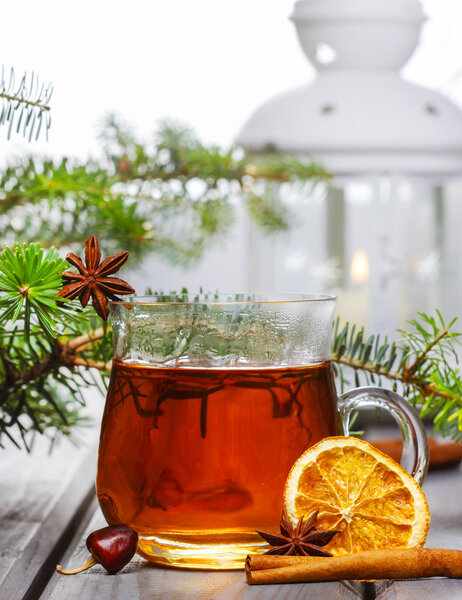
[
  {"x1": 58, "y1": 235, "x2": 135, "y2": 320},
  {"x1": 256, "y1": 506, "x2": 339, "y2": 556}
]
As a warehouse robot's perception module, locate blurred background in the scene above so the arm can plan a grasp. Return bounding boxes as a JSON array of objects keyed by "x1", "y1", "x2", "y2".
[{"x1": 3, "y1": 0, "x2": 462, "y2": 338}]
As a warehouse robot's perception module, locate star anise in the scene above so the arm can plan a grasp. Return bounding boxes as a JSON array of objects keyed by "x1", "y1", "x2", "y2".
[
  {"x1": 256, "y1": 506, "x2": 339, "y2": 556},
  {"x1": 58, "y1": 235, "x2": 135, "y2": 320}
]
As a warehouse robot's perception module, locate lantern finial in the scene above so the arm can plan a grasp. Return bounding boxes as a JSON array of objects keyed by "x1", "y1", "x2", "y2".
[{"x1": 236, "y1": 0, "x2": 462, "y2": 175}]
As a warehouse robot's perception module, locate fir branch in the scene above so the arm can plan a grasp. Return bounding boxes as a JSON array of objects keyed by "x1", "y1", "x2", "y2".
[
  {"x1": 0, "y1": 330, "x2": 110, "y2": 398},
  {"x1": 332, "y1": 312, "x2": 462, "y2": 441},
  {"x1": 106, "y1": 115, "x2": 329, "y2": 185},
  {"x1": 247, "y1": 192, "x2": 291, "y2": 233},
  {"x1": 334, "y1": 355, "x2": 460, "y2": 403},
  {"x1": 0, "y1": 242, "x2": 113, "y2": 449},
  {"x1": 0, "y1": 243, "x2": 72, "y2": 342},
  {"x1": 66, "y1": 327, "x2": 105, "y2": 352},
  {"x1": 0, "y1": 67, "x2": 52, "y2": 140},
  {"x1": 405, "y1": 328, "x2": 449, "y2": 379},
  {"x1": 0, "y1": 117, "x2": 329, "y2": 264},
  {"x1": 0, "y1": 323, "x2": 111, "y2": 450}
]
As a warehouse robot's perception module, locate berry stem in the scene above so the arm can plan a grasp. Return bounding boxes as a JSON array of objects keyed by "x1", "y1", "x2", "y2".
[{"x1": 56, "y1": 556, "x2": 97, "y2": 575}]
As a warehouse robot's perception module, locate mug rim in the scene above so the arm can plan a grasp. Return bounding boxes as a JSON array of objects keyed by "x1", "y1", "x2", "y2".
[{"x1": 109, "y1": 292, "x2": 337, "y2": 307}]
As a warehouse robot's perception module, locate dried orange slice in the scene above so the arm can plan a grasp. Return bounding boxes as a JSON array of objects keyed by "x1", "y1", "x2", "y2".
[{"x1": 283, "y1": 436, "x2": 430, "y2": 556}]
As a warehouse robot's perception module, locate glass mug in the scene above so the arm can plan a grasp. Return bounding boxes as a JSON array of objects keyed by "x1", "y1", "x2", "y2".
[{"x1": 96, "y1": 293, "x2": 428, "y2": 569}]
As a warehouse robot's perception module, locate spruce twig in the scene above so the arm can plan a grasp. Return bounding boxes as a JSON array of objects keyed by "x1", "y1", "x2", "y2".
[
  {"x1": 0, "y1": 331, "x2": 110, "y2": 399},
  {"x1": 0, "y1": 67, "x2": 53, "y2": 140},
  {"x1": 0, "y1": 116, "x2": 330, "y2": 266},
  {"x1": 405, "y1": 329, "x2": 449, "y2": 380},
  {"x1": 332, "y1": 312, "x2": 462, "y2": 441},
  {"x1": 335, "y1": 355, "x2": 461, "y2": 404}
]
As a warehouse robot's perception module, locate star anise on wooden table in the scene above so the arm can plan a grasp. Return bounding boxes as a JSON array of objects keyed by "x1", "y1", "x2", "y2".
[
  {"x1": 58, "y1": 235, "x2": 135, "y2": 320},
  {"x1": 256, "y1": 506, "x2": 339, "y2": 556}
]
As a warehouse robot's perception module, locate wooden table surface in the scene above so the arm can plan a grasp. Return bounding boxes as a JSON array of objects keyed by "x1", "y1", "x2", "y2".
[{"x1": 2, "y1": 429, "x2": 462, "y2": 600}]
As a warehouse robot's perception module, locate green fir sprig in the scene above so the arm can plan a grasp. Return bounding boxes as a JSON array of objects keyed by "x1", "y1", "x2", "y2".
[
  {"x1": 0, "y1": 67, "x2": 52, "y2": 140},
  {"x1": 0, "y1": 243, "x2": 112, "y2": 450},
  {"x1": 0, "y1": 243, "x2": 72, "y2": 341},
  {"x1": 332, "y1": 311, "x2": 462, "y2": 441},
  {"x1": 0, "y1": 116, "x2": 330, "y2": 264}
]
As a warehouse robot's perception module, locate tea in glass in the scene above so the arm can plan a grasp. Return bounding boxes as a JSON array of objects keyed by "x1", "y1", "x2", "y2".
[{"x1": 97, "y1": 359, "x2": 338, "y2": 568}]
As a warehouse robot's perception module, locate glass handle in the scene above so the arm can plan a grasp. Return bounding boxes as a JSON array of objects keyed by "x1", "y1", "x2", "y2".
[{"x1": 337, "y1": 386, "x2": 429, "y2": 486}]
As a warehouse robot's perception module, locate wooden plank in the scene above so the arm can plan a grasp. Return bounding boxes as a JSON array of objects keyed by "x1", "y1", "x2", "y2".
[
  {"x1": 377, "y1": 579, "x2": 462, "y2": 600},
  {"x1": 42, "y1": 508, "x2": 362, "y2": 600},
  {"x1": 377, "y1": 464, "x2": 462, "y2": 599},
  {"x1": 0, "y1": 430, "x2": 99, "y2": 600}
]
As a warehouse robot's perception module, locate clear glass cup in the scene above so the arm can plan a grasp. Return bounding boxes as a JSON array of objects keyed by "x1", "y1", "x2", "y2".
[{"x1": 96, "y1": 293, "x2": 428, "y2": 569}]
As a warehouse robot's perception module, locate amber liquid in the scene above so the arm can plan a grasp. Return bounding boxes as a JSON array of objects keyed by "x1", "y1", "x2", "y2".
[{"x1": 96, "y1": 360, "x2": 339, "y2": 568}]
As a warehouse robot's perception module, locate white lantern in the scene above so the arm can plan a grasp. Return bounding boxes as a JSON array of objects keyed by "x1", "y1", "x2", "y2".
[{"x1": 236, "y1": 0, "x2": 462, "y2": 336}]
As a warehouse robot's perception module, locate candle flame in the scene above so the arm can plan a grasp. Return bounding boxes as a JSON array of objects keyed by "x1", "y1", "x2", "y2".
[{"x1": 350, "y1": 250, "x2": 370, "y2": 284}]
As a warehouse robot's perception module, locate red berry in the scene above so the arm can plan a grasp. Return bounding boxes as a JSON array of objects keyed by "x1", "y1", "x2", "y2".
[
  {"x1": 56, "y1": 524, "x2": 138, "y2": 575},
  {"x1": 87, "y1": 525, "x2": 138, "y2": 574}
]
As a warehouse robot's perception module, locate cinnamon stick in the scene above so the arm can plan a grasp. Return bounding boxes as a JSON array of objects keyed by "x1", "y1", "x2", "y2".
[
  {"x1": 245, "y1": 549, "x2": 462, "y2": 585},
  {"x1": 246, "y1": 554, "x2": 319, "y2": 571}
]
